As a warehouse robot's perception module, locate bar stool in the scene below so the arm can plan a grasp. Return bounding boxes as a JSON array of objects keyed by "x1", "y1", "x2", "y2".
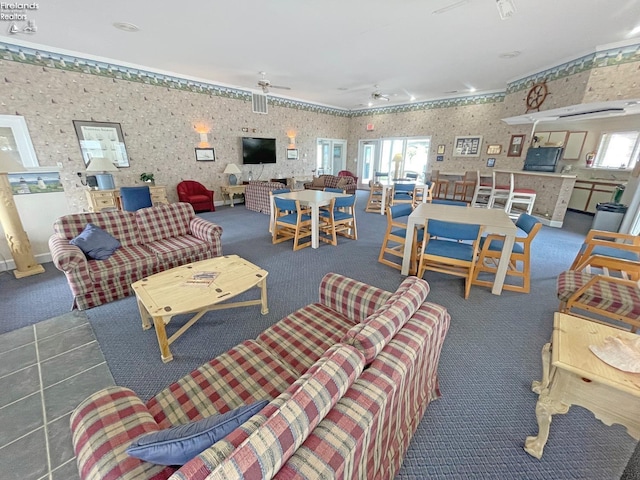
[
  {"x1": 471, "y1": 171, "x2": 493, "y2": 207},
  {"x1": 431, "y1": 170, "x2": 449, "y2": 199},
  {"x1": 487, "y1": 172, "x2": 512, "y2": 210},
  {"x1": 452, "y1": 171, "x2": 476, "y2": 202},
  {"x1": 506, "y1": 177, "x2": 537, "y2": 220}
]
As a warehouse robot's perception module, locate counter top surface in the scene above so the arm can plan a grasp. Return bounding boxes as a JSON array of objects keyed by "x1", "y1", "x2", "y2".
[
  {"x1": 574, "y1": 178, "x2": 625, "y2": 185},
  {"x1": 494, "y1": 170, "x2": 576, "y2": 179}
]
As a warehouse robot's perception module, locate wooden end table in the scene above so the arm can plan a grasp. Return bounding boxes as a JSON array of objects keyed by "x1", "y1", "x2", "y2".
[
  {"x1": 132, "y1": 255, "x2": 268, "y2": 362},
  {"x1": 524, "y1": 312, "x2": 640, "y2": 458},
  {"x1": 221, "y1": 184, "x2": 246, "y2": 207}
]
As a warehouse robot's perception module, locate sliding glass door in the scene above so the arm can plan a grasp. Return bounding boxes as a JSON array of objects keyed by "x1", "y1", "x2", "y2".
[
  {"x1": 316, "y1": 139, "x2": 347, "y2": 175},
  {"x1": 358, "y1": 137, "x2": 431, "y2": 187}
]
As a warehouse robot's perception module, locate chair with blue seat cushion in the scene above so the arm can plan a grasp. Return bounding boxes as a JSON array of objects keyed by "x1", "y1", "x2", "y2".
[
  {"x1": 378, "y1": 204, "x2": 424, "y2": 274},
  {"x1": 569, "y1": 229, "x2": 640, "y2": 271},
  {"x1": 120, "y1": 186, "x2": 153, "y2": 211},
  {"x1": 319, "y1": 195, "x2": 357, "y2": 245},
  {"x1": 431, "y1": 199, "x2": 468, "y2": 207},
  {"x1": 417, "y1": 219, "x2": 483, "y2": 299},
  {"x1": 472, "y1": 213, "x2": 542, "y2": 293},
  {"x1": 272, "y1": 196, "x2": 312, "y2": 250},
  {"x1": 365, "y1": 182, "x2": 387, "y2": 213},
  {"x1": 267, "y1": 189, "x2": 292, "y2": 233},
  {"x1": 391, "y1": 182, "x2": 416, "y2": 206},
  {"x1": 412, "y1": 181, "x2": 434, "y2": 207}
]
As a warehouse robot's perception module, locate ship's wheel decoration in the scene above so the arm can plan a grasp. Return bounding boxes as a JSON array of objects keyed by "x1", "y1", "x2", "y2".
[{"x1": 526, "y1": 81, "x2": 548, "y2": 112}]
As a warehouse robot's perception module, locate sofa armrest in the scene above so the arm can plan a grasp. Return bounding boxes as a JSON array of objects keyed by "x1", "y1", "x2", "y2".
[
  {"x1": 318, "y1": 273, "x2": 392, "y2": 323},
  {"x1": 70, "y1": 386, "x2": 175, "y2": 480},
  {"x1": 190, "y1": 217, "x2": 224, "y2": 256},
  {"x1": 48, "y1": 235, "x2": 94, "y2": 297}
]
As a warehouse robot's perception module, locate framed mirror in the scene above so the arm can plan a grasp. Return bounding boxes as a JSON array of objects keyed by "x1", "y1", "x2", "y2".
[{"x1": 73, "y1": 120, "x2": 129, "y2": 167}]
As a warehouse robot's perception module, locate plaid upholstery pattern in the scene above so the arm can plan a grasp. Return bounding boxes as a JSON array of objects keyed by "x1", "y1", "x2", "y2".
[
  {"x1": 89, "y1": 244, "x2": 158, "y2": 282},
  {"x1": 53, "y1": 209, "x2": 139, "y2": 246},
  {"x1": 557, "y1": 270, "x2": 640, "y2": 317},
  {"x1": 318, "y1": 272, "x2": 393, "y2": 323},
  {"x1": 136, "y1": 203, "x2": 194, "y2": 244},
  {"x1": 189, "y1": 217, "x2": 223, "y2": 255},
  {"x1": 147, "y1": 340, "x2": 299, "y2": 428},
  {"x1": 70, "y1": 387, "x2": 175, "y2": 480},
  {"x1": 257, "y1": 303, "x2": 356, "y2": 375},
  {"x1": 206, "y1": 344, "x2": 365, "y2": 479},
  {"x1": 304, "y1": 175, "x2": 357, "y2": 194},
  {"x1": 145, "y1": 235, "x2": 212, "y2": 267},
  {"x1": 245, "y1": 181, "x2": 288, "y2": 214},
  {"x1": 342, "y1": 276, "x2": 431, "y2": 363},
  {"x1": 48, "y1": 235, "x2": 91, "y2": 296}
]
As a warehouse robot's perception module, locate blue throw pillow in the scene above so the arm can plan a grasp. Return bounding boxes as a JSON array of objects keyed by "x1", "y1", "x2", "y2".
[
  {"x1": 69, "y1": 223, "x2": 121, "y2": 260},
  {"x1": 126, "y1": 399, "x2": 269, "y2": 466}
]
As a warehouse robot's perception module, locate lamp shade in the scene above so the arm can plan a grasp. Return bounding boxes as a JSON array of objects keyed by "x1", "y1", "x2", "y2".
[
  {"x1": 86, "y1": 157, "x2": 118, "y2": 172},
  {"x1": 0, "y1": 150, "x2": 26, "y2": 173},
  {"x1": 223, "y1": 163, "x2": 242, "y2": 175}
]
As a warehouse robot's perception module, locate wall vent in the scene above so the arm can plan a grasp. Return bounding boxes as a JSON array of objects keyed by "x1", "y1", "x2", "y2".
[{"x1": 252, "y1": 93, "x2": 268, "y2": 114}]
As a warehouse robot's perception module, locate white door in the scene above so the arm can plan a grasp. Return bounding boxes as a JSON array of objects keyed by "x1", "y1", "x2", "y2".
[
  {"x1": 316, "y1": 139, "x2": 346, "y2": 176},
  {"x1": 358, "y1": 140, "x2": 379, "y2": 188}
]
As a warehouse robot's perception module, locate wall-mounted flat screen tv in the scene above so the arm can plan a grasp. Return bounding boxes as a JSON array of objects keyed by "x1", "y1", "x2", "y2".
[{"x1": 242, "y1": 137, "x2": 277, "y2": 164}]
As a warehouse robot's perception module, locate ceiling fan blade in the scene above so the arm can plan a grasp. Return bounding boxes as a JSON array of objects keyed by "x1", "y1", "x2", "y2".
[{"x1": 270, "y1": 85, "x2": 291, "y2": 90}]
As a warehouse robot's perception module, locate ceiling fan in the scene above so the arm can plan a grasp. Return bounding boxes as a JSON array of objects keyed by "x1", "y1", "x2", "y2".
[
  {"x1": 257, "y1": 71, "x2": 291, "y2": 94},
  {"x1": 371, "y1": 86, "x2": 390, "y2": 102}
]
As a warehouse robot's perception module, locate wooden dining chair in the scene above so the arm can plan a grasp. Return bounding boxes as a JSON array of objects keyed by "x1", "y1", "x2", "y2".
[
  {"x1": 319, "y1": 195, "x2": 357, "y2": 246},
  {"x1": 417, "y1": 219, "x2": 483, "y2": 299},
  {"x1": 365, "y1": 181, "x2": 386, "y2": 213},
  {"x1": 452, "y1": 171, "x2": 476, "y2": 202},
  {"x1": 391, "y1": 182, "x2": 416, "y2": 206},
  {"x1": 472, "y1": 213, "x2": 542, "y2": 293},
  {"x1": 378, "y1": 204, "x2": 423, "y2": 273},
  {"x1": 412, "y1": 181, "x2": 434, "y2": 207},
  {"x1": 430, "y1": 170, "x2": 450, "y2": 199},
  {"x1": 272, "y1": 196, "x2": 312, "y2": 250},
  {"x1": 569, "y1": 229, "x2": 640, "y2": 271},
  {"x1": 268, "y1": 189, "x2": 291, "y2": 233}
]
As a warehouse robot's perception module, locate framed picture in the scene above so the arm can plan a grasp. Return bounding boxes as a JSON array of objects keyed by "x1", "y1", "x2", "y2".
[
  {"x1": 73, "y1": 120, "x2": 129, "y2": 167},
  {"x1": 453, "y1": 136, "x2": 483, "y2": 157},
  {"x1": 508, "y1": 134, "x2": 526, "y2": 157},
  {"x1": 286, "y1": 149, "x2": 298, "y2": 160},
  {"x1": 487, "y1": 158, "x2": 496, "y2": 168},
  {"x1": 437, "y1": 144, "x2": 445, "y2": 154},
  {"x1": 436, "y1": 155, "x2": 444, "y2": 162},
  {"x1": 487, "y1": 144, "x2": 502, "y2": 155},
  {"x1": 195, "y1": 147, "x2": 215, "y2": 161}
]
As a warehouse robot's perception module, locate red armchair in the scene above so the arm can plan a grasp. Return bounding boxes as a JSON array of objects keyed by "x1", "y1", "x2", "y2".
[
  {"x1": 177, "y1": 180, "x2": 215, "y2": 212},
  {"x1": 338, "y1": 170, "x2": 359, "y2": 185}
]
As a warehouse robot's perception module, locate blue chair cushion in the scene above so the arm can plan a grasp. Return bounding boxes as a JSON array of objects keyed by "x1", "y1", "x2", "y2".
[
  {"x1": 425, "y1": 239, "x2": 475, "y2": 261},
  {"x1": 479, "y1": 236, "x2": 525, "y2": 254},
  {"x1": 427, "y1": 219, "x2": 480, "y2": 241},
  {"x1": 126, "y1": 400, "x2": 268, "y2": 466},
  {"x1": 578, "y1": 244, "x2": 639, "y2": 261},
  {"x1": 69, "y1": 223, "x2": 121, "y2": 260},
  {"x1": 393, "y1": 193, "x2": 413, "y2": 200},
  {"x1": 279, "y1": 213, "x2": 311, "y2": 225}
]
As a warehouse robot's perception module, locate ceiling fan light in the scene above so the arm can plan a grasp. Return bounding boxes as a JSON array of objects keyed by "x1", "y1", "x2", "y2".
[{"x1": 496, "y1": 0, "x2": 516, "y2": 20}]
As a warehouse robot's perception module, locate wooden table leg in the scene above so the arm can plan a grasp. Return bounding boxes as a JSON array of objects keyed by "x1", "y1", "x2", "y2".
[
  {"x1": 137, "y1": 298, "x2": 152, "y2": 330},
  {"x1": 153, "y1": 315, "x2": 173, "y2": 363},
  {"x1": 260, "y1": 277, "x2": 269, "y2": 315}
]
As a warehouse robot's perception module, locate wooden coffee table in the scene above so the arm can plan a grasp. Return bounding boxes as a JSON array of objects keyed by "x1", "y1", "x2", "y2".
[
  {"x1": 524, "y1": 312, "x2": 640, "y2": 458},
  {"x1": 132, "y1": 255, "x2": 268, "y2": 362}
]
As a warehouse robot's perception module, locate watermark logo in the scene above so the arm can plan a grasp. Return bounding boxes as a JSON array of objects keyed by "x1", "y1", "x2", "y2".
[{"x1": 1, "y1": 3, "x2": 39, "y2": 35}]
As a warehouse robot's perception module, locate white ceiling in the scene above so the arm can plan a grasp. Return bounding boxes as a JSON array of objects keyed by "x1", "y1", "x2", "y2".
[{"x1": 1, "y1": 0, "x2": 640, "y2": 110}]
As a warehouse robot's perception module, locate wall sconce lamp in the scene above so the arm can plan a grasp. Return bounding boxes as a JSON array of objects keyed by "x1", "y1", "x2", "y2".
[
  {"x1": 0, "y1": 150, "x2": 45, "y2": 278},
  {"x1": 194, "y1": 124, "x2": 210, "y2": 148},
  {"x1": 286, "y1": 130, "x2": 296, "y2": 149}
]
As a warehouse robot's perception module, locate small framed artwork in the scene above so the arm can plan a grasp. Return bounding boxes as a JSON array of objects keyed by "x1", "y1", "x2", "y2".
[
  {"x1": 487, "y1": 144, "x2": 502, "y2": 155},
  {"x1": 195, "y1": 147, "x2": 215, "y2": 161},
  {"x1": 286, "y1": 149, "x2": 299, "y2": 160},
  {"x1": 453, "y1": 136, "x2": 483, "y2": 157},
  {"x1": 487, "y1": 158, "x2": 496, "y2": 167},
  {"x1": 436, "y1": 155, "x2": 444, "y2": 162},
  {"x1": 437, "y1": 144, "x2": 445, "y2": 154},
  {"x1": 508, "y1": 134, "x2": 526, "y2": 157}
]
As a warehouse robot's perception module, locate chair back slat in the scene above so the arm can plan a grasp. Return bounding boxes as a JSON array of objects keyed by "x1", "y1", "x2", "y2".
[
  {"x1": 427, "y1": 219, "x2": 480, "y2": 240},
  {"x1": 334, "y1": 195, "x2": 355, "y2": 208},
  {"x1": 274, "y1": 196, "x2": 297, "y2": 212}
]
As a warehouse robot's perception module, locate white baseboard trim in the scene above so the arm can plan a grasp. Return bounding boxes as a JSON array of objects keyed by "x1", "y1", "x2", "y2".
[
  {"x1": 534, "y1": 215, "x2": 563, "y2": 228},
  {"x1": 0, "y1": 252, "x2": 52, "y2": 273}
]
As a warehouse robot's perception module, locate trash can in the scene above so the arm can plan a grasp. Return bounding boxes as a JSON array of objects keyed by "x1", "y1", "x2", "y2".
[{"x1": 592, "y1": 202, "x2": 628, "y2": 232}]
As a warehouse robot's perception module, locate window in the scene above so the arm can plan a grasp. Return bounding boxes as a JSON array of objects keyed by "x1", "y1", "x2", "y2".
[
  {"x1": 0, "y1": 115, "x2": 39, "y2": 169},
  {"x1": 593, "y1": 131, "x2": 640, "y2": 170}
]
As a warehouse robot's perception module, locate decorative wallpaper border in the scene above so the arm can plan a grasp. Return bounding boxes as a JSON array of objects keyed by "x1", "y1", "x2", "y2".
[
  {"x1": 2, "y1": 40, "x2": 639, "y2": 117},
  {"x1": 506, "y1": 42, "x2": 640, "y2": 94}
]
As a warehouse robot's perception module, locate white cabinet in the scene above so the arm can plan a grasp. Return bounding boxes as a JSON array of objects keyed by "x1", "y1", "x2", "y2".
[
  {"x1": 535, "y1": 130, "x2": 587, "y2": 161},
  {"x1": 568, "y1": 180, "x2": 616, "y2": 213}
]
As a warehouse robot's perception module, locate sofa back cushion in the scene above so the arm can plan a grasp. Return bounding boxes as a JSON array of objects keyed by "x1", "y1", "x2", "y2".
[
  {"x1": 136, "y1": 203, "x2": 195, "y2": 244},
  {"x1": 342, "y1": 276, "x2": 430, "y2": 363},
  {"x1": 53, "y1": 210, "x2": 139, "y2": 247},
  {"x1": 205, "y1": 344, "x2": 365, "y2": 479},
  {"x1": 318, "y1": 272, "x2": 392, "y2": 323}
]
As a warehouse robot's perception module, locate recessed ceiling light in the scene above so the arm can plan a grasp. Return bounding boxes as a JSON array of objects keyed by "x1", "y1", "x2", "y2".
[
  {"x1": 469, "y1": 87, "x2": 477, "y2": 93},
  {"x1": 113, "y1": 22, "x2": 139, "y2": 32},
  {"x1": 367, "y1": 102, "x2": 373, "y2": 107},
  {"x1": 499, "y1": 51, "x2": 521, "y2": 59},
  {"x1": 337, "y1": 87, "x2": 348, "y2": 91},
  {"x1": 410, "y1": 95, "x2": 416, "y2": 101}
]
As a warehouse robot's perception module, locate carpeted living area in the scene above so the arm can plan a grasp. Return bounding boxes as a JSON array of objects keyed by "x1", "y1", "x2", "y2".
[{"x1": 0, "y1": 190, "x2": 637, "y2": 479}]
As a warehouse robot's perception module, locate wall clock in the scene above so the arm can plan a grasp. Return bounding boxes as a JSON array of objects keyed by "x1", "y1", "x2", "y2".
[{"x1": 526, "y1": 81, "x2": 548, "y2": 112}]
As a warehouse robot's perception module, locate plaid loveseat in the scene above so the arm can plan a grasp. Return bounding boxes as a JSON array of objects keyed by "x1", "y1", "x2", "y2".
[
  {"x1": 303, "y1": 174, "x2": 357, "y2": 194},
  {"x1": 245, "y1": 181, "x2": 289, "y2": 214},
  {"x1": 70, "y1": 273, "x2": 450, "y2": 479},
  {"x1": 48, "y1": 202, "x2": 223, "y2": 310}
]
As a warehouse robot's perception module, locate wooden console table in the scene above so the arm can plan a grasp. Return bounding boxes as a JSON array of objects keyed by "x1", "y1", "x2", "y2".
[
  {"x1": 220, "y1": 184, "x2": 246, "y2": 207},
  {"x1": 85, "y1": 186, "x2": 168, "y2": 212},
  {"x1": 524, "y1": 313, "x2": 640, "y2": 459}
]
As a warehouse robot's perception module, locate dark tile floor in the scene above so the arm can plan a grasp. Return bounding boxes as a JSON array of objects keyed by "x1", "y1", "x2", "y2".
[{"x1": 0, "y1": 311, "x2": 114, "y2": 480}]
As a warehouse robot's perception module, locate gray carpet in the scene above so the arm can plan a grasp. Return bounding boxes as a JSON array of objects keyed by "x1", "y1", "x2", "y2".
[{"x1": 1, "y1": 191, "x2": 637, "y2": 478}]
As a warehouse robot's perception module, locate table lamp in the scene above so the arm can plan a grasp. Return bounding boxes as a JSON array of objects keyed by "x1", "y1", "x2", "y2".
[
  {"x1": 224, "y1": 163, "x2": 242, "y2": 185},
  {"x1": 86, "y1": 157, "x2": 118, "y2": 190},
  {"x1": 0, "y1": 150, "x2": 45, "y2": 278}
]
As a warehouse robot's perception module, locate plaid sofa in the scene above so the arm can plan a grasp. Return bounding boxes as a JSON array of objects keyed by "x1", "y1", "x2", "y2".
[
  {"x1": 303, "y1": 174, "x2": 357, "y2": 194},
  {"x1": 70, "y1": 273, "x2": 450, "y2": 479},
  {"x1": 48, "y1": 202, "x2": 223, "y2": 310},
  {"x1": 245, "y1": 181, "x2": 289, "y2": 214}
]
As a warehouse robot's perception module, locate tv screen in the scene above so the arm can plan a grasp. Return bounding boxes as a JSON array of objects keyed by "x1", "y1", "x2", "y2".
[{"x1": 242, "y1": 137, "x2": 277, "y2": 164}]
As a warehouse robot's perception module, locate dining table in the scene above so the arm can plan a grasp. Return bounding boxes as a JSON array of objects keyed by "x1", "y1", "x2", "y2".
[
  {"x1": 271, "y1": 190, "x2": 349, "y2": 248},
  {"x1": 376, "y1": 180, "x2": 429, "y2": 215},
  {"x1": 401, "y1": 203, "x2": 517, "y2": 295}
]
